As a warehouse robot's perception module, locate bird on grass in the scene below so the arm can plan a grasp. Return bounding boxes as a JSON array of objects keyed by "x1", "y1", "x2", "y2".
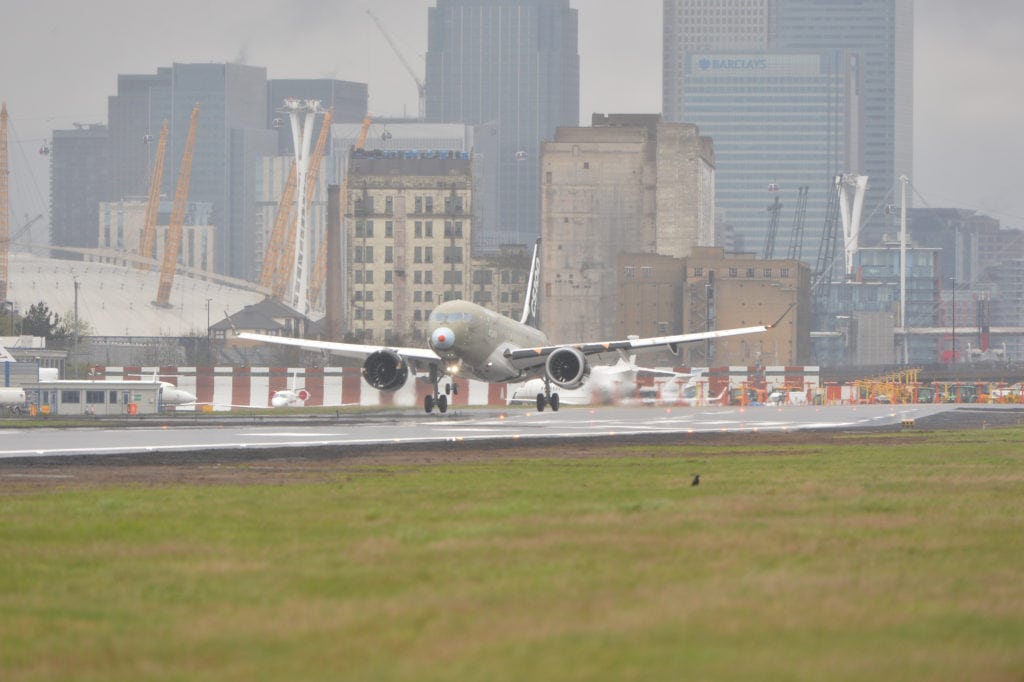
[{"x1": 691, "y1": 474, "x2": 700, "y2": 487}]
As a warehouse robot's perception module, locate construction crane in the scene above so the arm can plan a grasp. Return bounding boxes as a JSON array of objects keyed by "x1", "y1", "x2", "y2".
[
  {"x1": 258, "y1": 163, "x2": 298, "y2": 292},
  {"x1": 812, "y1": 176, "x2": 843, "y2": 302},
  {"x1": 786, "y1": 185, "x2": 809, "y2": 261},
  {"x1": 154, "y1": 103, "x2": 199, "y2": 307},
  {"x1": 308, "y1": 114, "x2": 369, "y2": 309},
  {"x1": 762, "y1": 195, "x2": 783, "y2": 260},
  {"x1": 11, "y1": 213, "x2": 43, "y2": 244},
  {"x1": 0, "y1": 102, "x2": 9, "y2": 303},
  {"x1": 367, "y1": 10, "x2": 425, "y2": 119},
  {"x1": 137, "y1": 120, "x2": 169, "y2": 271},
  {"x1": 272, "y1": 108, "x2": 333, "y2": 301}
]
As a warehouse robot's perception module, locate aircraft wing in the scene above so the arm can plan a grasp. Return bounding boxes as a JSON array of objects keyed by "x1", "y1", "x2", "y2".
[
  {"x1": 504, "y1": 314, "x2": 786, "y2": 372},
  {"x1": 236, "y1": 332, "x2": 442, "y2": 364}
]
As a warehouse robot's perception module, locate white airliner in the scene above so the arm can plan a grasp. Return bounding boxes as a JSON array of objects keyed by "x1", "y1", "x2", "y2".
[{"x1": 240, "y1": 240, "x2": 785, "y2": 414}]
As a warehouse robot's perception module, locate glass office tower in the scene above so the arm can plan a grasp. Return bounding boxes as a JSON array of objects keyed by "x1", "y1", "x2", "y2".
[
  {"x1": 425, "y1": 0, "x2": 579, "y2": 249},
  {"x1": 682, "y1": 51, "x2": 860, "y2": 260},
  {"x1": 774, "y1": 0, "x2": 913, "y2": 247}
]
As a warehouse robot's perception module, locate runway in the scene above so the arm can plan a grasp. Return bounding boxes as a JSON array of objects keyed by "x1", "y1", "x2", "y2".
[{"x1": 0, "y1": 402, "x2": 980, "y2": 461}]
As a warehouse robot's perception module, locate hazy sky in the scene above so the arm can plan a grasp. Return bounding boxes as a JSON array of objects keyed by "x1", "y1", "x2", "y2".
[{"x1": 2, "y1": 0, "x2": 1022, "y2": 241}]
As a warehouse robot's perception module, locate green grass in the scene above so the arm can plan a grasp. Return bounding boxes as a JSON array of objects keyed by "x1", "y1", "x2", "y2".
[{"x1": 3, "y1": 430, "x2": 1024, "y2": 681}]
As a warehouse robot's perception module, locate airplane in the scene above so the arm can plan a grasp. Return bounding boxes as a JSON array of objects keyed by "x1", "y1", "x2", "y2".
[
  {"x1": 508, "y1": 353, "x2": 687, "y2": 406},
  {"x1": 270, "y1": 372, "x2": 310, "y2": 408},
  {"x1": 239, "y1": 239, "x2": 786, "y2": 414},
  {"x1": 121, "y1": 370, "x2": 198, "y2": 407}
]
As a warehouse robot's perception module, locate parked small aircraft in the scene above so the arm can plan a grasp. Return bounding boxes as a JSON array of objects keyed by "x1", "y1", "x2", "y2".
[{"x1": 240, "y1": 240, "x2": 785, "y2": 414}]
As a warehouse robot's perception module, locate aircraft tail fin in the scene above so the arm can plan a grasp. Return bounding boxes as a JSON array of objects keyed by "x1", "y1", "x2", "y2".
[{"x1": 519, "y1": 238, "x2": 541, "y2": 327}]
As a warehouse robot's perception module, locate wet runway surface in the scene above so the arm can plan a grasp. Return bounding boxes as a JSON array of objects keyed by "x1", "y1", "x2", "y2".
[{"x1": 0, "y1": 402, "x2": 998, "y2": 462}]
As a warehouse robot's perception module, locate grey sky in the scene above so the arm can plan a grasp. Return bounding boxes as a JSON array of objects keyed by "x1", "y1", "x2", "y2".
[{"x1": 1, "y1": 0, "x2": 1021, "y2": 241}]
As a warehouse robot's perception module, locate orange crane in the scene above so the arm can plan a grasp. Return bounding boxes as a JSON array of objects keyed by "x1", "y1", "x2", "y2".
[
  {"x1": 154, "y1": 103, "x2": 199, "y2": 307},
  {"x1": 308, "y1": 114, "x2": 369, "y2": 308},
  {"x1": 258, "y1": 163, "x2": 298, "y2": 291},
  {"x1": 272, "y1": 108, "x2": 333, "y2": 301},
  {"x1": 137, "y1": 120, "x2": 169, "y2": 271},
  {"x1": 0, "y1": 102, "x2": 9, "y2": 303}
]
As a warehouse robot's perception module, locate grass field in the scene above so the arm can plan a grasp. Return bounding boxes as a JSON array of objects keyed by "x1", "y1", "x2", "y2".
[{"x1": 2, "y1": 429, "x2": 1024, "y2": 681}]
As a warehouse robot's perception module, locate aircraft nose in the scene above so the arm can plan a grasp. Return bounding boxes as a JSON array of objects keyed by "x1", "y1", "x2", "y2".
[{"x1": 431, "y1": 326, "x2": 456, "y2": 351}]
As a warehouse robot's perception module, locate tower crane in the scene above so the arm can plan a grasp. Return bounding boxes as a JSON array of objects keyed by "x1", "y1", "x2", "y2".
[
  {"x1": 11, "y1": 213, "x2": 44, "y2": 244},
  {"x1": 762, "y1": 195, "x2": 783, "y2": 260},
  {"x1": 786, "y1": 185, "x2": 809, "y2": 261},
  {"x1": 272, "y1": 108, "x2": 333, "y2": 302},
  {"x1": 137, "y1": 120, "x2": 169, "y2": 271},
  {"x1": 308, "y1": 114, "x2": 369, "y2": 309},
  {"x1": 154, "y1": 103, "x2": 199, "y2": 307},
  {"x1": 0, "y1": 102, "x2": 9, "y2": 303},
  {"x1": 367, "y1": 10, "x2": 425, "y2": 119},
  {"x1": 258, "y1": 163, "x2": 298, "y2": 292}
]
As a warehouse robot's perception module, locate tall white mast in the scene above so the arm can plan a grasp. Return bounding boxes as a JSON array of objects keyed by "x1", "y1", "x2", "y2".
[{"x1": 281, "y1": 98, "x2": 324, "y2": 316}]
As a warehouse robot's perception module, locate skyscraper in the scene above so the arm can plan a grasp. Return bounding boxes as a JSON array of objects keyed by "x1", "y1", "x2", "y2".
[
  {"x1": 49, "y1": 124, "x2": 110, "y2": 252},
  {"x1": 774, "y1": 0, "x2": 913, "y2": 246},
  {"x1": 425, "y1": 0, "x2": 579, "y2": 249},
  {"x1": 663, "y1": 0, "x2": 913, "y2": 254},
  {"x1": 106, "y1": 63, "x2": 276, "y2": 279}
]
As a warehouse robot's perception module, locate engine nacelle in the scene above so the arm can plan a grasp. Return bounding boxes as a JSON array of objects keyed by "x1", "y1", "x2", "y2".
[
  {"x1": 545, "y1": 347, "x2": 591, "y2": 389},
  {"x1": 362, "y1": 350, "x2": 410, "y2": 392}
]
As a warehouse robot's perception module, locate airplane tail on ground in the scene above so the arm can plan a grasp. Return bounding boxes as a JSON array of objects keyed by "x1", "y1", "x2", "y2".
[{"x1": 519, "y1": 238, "x2": 541, "y2": 328}]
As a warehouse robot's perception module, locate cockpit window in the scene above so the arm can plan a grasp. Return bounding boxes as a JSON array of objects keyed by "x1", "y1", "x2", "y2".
[{"x1": 428, "y1": 311, "x2": 473, "y2": 323}]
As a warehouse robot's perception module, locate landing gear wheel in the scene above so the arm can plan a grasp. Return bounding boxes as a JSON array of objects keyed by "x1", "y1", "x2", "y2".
[
  {"x1": 550, "y1": 393, "x2": 560, "y2": 412},
  {"x1": 536, "y1": 393, "x2": 546, "y2": 412},
  {"x1": 438, "y1": 394, "x2": 448, "y2": 413},
  {"x1": 424, "y1": 394, "x2": 435, "y2": 414},
  {"x1": 445, "y1": 382, "x2": 452, "y2": 395}
]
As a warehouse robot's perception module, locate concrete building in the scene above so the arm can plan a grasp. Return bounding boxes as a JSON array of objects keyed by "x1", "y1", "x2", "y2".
[
  {"x1": 540, "y1": 114, "x2": 715, "y2": 343},
  {"x1": 425, "y1": 0, "x2": 579, "y2": 248},
  {"x1": 97, "y1": 199, "x2": 216, "y2": 276},
  {"x1": 614, "y1": 248, "x2": 810, "y2": 367},
  {"x1": 49, "y1": 124, "x2": 110, "y2": 252},
  {"x1": 343, "y1": 149, "x2": 474, "y2": 345}
]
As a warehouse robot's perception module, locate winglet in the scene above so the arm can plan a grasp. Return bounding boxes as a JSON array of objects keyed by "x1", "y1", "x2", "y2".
[
  {"x1": 519, "y1": 238, "x2": 541, "y2": 327},
  {"x1": 767, "y1": 303, "x2": 796, "y2": 329}
]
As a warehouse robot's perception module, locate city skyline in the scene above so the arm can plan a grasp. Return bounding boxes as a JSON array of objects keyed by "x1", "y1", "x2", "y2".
[{"x1": 1, "y1": 0, "x2": 1022, "y2": 248}]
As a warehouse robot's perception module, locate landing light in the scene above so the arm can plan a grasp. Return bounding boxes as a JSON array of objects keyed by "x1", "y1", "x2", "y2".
[{"x1": 447, "y1": 364, "x2": 460, "y2": 374}]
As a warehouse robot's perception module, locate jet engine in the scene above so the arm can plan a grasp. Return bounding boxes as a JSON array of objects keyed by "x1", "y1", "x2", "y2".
[
  {"x1": 362, "y1": 350, "x2": 410, "y2": 392},
  {"x1": 545, "y1": 347, "x2": 591, "y2": 389}
]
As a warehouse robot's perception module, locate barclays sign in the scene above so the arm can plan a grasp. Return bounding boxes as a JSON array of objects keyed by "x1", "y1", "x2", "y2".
[{"x1": 697, "y1": 57, "x2": 768, "y2": 71}]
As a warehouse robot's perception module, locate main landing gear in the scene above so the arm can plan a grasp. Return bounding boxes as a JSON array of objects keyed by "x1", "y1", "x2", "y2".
[
  {"x1": 424, "y1": 367, "x2": 458, "y2": 414},
  {"x1": 535, "y1": 377, "x2": 560, "y2": 412}
]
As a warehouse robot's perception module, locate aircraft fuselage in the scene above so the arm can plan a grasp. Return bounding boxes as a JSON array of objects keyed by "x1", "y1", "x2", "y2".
[{"x1": 427, "y1": 299, "x2": 548, "y2": 383}]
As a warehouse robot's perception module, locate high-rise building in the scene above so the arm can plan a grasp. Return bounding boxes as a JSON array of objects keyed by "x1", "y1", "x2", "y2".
[
  {"x1": 773, "y1": 0, "x2": 913, "y2": 246},
  {"x1": 540, "y1": 115, "x2": 715, "y2": 343},
  {"x1": 105, "y1": 63, "x2": 276, "y2": 279},
  {"x1": 681, "y1": 50, "x2": 861, "y2": 261},
  {"x1": 663, "y1": 0, "x2": 774, "y2": 123},
  {"x1": 49, "y1": 124, "x2": 110, "y2": 252},
  {"x1": 425, "y1": 0, "x2": 579, "y2": 249},
  {"x1": 663, "y1": 0, "x2": 913, "y2": 255}
]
